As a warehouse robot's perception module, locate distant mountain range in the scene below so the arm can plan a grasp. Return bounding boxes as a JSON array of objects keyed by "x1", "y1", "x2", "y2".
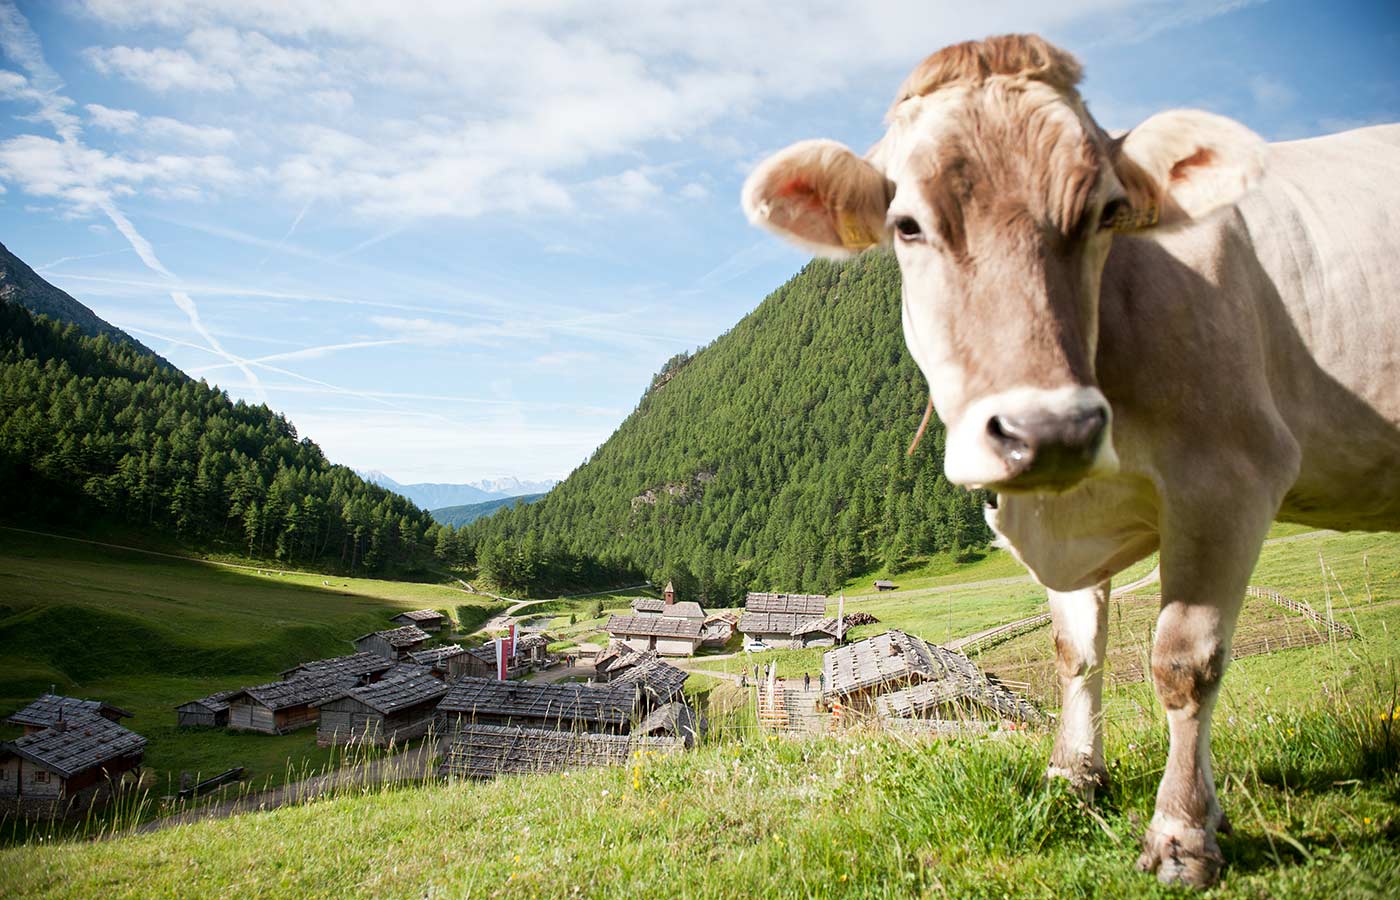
[
  {"x1": 429, "y1": 493, "x2": 547, "y2": 527},
  {"x1": 0, "y1": 241, "x2": 173, "y2": 369},
  {"x1": 357, "y1": 470, "x2": 556, "y2": 510}
]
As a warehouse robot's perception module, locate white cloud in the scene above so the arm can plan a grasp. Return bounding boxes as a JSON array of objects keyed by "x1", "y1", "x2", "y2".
[
  {"x1": 85, "y1": 27, "x2": 318, "y2": 94},
  {"x1": 589, "y1": 167, "x2": 664, "y2": 211},
  {"x1": 86, "y1": 103, "x2": 237, "y2": 148}
]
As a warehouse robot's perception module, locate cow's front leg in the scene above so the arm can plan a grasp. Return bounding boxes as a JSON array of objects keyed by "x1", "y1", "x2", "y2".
[
  {"x1": 1136, "y1": 520, "x2": 1261, "y2": 888},
  {"x1": 1045, "y1": 580, "x2": 1109, "y2": 797}
]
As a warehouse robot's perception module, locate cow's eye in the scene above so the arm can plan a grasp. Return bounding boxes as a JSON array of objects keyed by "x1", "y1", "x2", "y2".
[
  {"x1": 893, "y1": 216, "x2": 923, "y2": 242},
  {"x1": 1099, "y1": 197, "x2": 1129, "y2": 231}
]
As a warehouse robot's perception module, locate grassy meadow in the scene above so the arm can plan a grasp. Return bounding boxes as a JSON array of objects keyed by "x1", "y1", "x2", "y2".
[{"x1": 1, "y1": 525, "x2": 1397, "y2": 897}]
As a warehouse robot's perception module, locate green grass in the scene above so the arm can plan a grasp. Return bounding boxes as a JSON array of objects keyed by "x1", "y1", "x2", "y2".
[
  {"x1": 2, "y1": 675, "x2": 1395, "y2": 899},
  {"x1": 0, "y1": 531, "x2": 500, "y2": 792}
]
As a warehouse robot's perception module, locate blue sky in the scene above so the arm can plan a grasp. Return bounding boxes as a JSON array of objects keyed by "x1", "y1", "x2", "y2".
[{"x1": 1, "y1": 0, "x2": 1397, "y2": 483}]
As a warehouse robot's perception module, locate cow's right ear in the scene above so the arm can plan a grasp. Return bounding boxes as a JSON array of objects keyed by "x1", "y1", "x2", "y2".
[{"x1": 742, "y1": 139, "x2": 892, "y2": 259}]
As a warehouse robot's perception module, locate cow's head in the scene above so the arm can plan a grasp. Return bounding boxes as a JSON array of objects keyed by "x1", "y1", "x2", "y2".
[{"x1": 743, "y1": 34, "x2": 1265, "y2": 493}]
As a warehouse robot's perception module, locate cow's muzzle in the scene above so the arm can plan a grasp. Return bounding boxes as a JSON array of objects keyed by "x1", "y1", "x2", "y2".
[{"x1": 985, "y1": 405, "x2": 1108, "y2": 491}]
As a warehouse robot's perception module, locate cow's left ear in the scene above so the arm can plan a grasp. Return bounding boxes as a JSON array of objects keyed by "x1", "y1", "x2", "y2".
[
  {"x1": 742, "y1": 139, "x2": 892, "y2": 258},
  {"x1": 1110, "y1": 110, "x2": 1266, "y2": 231}
]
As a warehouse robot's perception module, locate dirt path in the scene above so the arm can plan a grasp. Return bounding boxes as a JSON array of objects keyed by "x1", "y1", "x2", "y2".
[{"x1": 140, "y1": 744, "x2": 436, "y2": 832}]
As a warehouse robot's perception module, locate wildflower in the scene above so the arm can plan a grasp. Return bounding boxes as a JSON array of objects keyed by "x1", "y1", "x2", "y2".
[
  {"x1": 1363, "y1": 817, "x2": 1373, "y2": 825},
  {"x1": 514, "y1": 855, "x2": 521, "y2": 864},
  {"x1": 840, "y1": 874, "x2": 848, "y2": 883}
]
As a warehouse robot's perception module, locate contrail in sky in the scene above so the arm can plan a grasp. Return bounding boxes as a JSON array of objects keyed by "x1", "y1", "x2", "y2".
[{"x1": 0, "y1": 1, "x2": 268, "y2": 403}]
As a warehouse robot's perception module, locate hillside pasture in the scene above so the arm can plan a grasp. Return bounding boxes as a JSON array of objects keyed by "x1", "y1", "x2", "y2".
[{"x1": 0, "y1": 530, "x2": 500, "y2": 794}]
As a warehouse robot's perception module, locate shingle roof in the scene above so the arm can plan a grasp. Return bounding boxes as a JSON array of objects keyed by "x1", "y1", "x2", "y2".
[
  {"x1": 515, "y1": 632, "x2": 553, "y2": 652},
  {"x1": 822, "y1": 631, "x2": 1041, "y2": 724},
  {"x1": 612, "y1": 657, "x2": 690, "y2": 703},
  {"x1": 438, "y1": 724, "x2": 681, "y2": 779},
  {"x1": 661, "y1": 601, "x2": 706, "y2": 620},
  {"x1": 632, "y1": 598, "x2": 665, "y2": 614},
  {"x1": 605, "y1": 614, "x2": 703, "y2": 640},
  {"x1": 739, "y1": 610, "x2": 841, "y2": 637},
  {"x1": 595, "y1": 645, "x2": 651, "y2": 675},
  {"x1": 2, "y1": 715, "x2": 146, "y2": 779},
  {"x1": 438, "y1": 677, "x2": 639, "y2": 728},
  {"x1": 7, "y1": 694, "x2": 133, "y2": 729},
  {"x1": 281, "y1": 652, "x2": 397, "y2": 681},
  {"x1": 318, "y1": 669, "x2": 448, "y2": 715},
  {"x1": 231, "y1": 670, "x2": 357, "y2": 711},
  {"x1": 392, "y1": 608, "x2": 447, "y2": 624},
  {"x1": 744, "y1": 592, "x2": 827, "y2": 616},
  {"x1": 634, "y1": 702, "x2": 699, "y2": 742},
  {"x1": 174, "y1": 689, "x2": 239, "y2": 714},
  {"x1": 408, "y1": 645, "x2": 467, "y2": 668},
  {"x1": 351, "y1": 624, "x2": 431, "y2": 648},
  {"x1": 822, "y1": 629, "x2": 946, "y2": 697}
]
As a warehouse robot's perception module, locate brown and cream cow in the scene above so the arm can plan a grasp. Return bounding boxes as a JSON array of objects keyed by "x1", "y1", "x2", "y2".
[{"x1": 743, "y1": 34, "x2": 1400, "y2": 888}]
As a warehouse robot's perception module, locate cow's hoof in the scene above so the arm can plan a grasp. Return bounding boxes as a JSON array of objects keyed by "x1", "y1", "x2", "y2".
[
  {"x1": 1136, "y1": 822, "x2": 1223, "y2": 889},
  {"x1": 1046, "y1": 761, "x2": 1108, "y2": 801}
]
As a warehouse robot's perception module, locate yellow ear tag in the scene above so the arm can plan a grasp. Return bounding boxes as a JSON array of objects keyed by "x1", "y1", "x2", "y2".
[
  {"x1": 1111, "y1": 202, "x2": 1160, "y2": 232},
  {"x1": 837, "y1": 210, "x2": 878, "y2": 250}
]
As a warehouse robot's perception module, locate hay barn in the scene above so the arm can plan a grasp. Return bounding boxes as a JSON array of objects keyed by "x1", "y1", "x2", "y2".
[
  {"x1": 315, "y1": 669, "x2": 449, "y2": 746},
  {"x1": 280, "y1": 652, "x2": 396, "y2": 684},
  {"x1": 351, "y1": 625, "x2": 432, "y2": 660},
  {"x1": 408, "y1": 644, "x2": 470, "y2": 679},
  {"x1": 437, "y1": 678, "x2": 642, "y2": 735},
  {"x1": 174, "y1": 689, "x2": 239, "y2": 728},
  {"x1": 0, "y1": 714, "x2": 146, "y2": 818},
  {"x1": 391, "y1": 609, "x2": 449, "y2": 633},
  {"x1": 226, "y1": 671, "x2": 354, "y2": 735},
  {"x1": 823, "y1": 630, "x2": 1041, "y2": 728}
]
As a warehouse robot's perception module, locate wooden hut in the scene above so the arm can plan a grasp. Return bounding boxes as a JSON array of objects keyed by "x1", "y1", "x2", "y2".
[
  {"x1": 225, "y1": 671, "x2": 353, "y2": 734},
  {"x1": 874, "y1": 580, "x2": 897, "y2": 591},
  {"x1": 592, "y1": 644, "x2": 650, "y2": 682},
  {"x1": 390, "y1": 609, "x2": 449, "y2": 634},
  {"x1": 351, "y1": 625, "x2": 432, "y2": 660},
  {"x1": 280, "y1": 652, "x2": 396, "y2": 684},
  {"x1": 0, "y1": 714, "x2": 146, "y2": 818},
  {"x1": 408, "y1": 644, "x2": 471, "y2": 679},
  {"x1": 174, "y1": 689, "x2": 239, "y2": 728},
  {"x1": 6, "y1": 694, "x2": 133, "y2": 736},
  {"x1": 738, "y1": 593, "x2": 833, "y2": 649},
  {"x1": 822, "y1": 630, "x2": 1041, "y2": 727},
  {"x1": 605, "y1": 614, "x2": 704, "y2": 656},
  {"x1": 611, "y1": 656, "x2": 690, "y2": 705},
  {"x1": 513, "y1": 632, "x2": 555, "y2": 669},
  {"x1": 437, "y1": 678, "x2": 641, "y2": 735},
  {"x1": 701, "y1": 612, "x2": 738, "y2": 647},
  {"x1": 439, "y1": 724, "x2": 681, "y2": 781},
  {"x1": 461, "y1": 644, "x2": 500, "y2": 678},
  {"x1": 314, "y1": 669, "x2": 449, "y2": 746}
]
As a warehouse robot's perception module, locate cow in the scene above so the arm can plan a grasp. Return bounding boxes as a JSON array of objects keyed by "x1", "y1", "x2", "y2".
[{"x1": 741, "y1": 34, "x2": 1400, "y2": 888}]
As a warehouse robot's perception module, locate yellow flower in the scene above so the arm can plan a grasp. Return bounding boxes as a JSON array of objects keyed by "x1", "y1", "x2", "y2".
[
  {"x1": 1363, "y1": 817, "x2": 1373, "y2": 825},
  {"x1": 513, "y1": 855, "x2": 521, "y2": 864},
  {"x1": 840, "y1": 874, "x2": 848, "y2": 883}
]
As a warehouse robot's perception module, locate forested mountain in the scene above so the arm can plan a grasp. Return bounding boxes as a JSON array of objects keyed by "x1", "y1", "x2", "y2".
[
  {"x1": 0, "y1": 242, "x2": 170, "y2": 368},
  {"x1": 0, "y1": 300, "x2": 452, "y2": 574},
  {"x1": 465, "y1": 252, "x2": 991, "y2": 600},
  {"x1": 431, "y1": 493, "x2": 546, "y2": 528}
]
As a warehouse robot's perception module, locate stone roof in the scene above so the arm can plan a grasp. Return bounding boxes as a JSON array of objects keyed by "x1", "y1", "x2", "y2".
[
  {"x1": 281, "y1": 652, "x2": 397, "y2": 681},
  {"x1": 612, "y1": 657, "x2": 690, "y2": 703},
  {"x1": 744, "y1": 592, "x2": 827, "y2": 616},
  {"x1": 1, "y1": 715, "x2": 146, "y2": 779},
  {"x1": 823, "y1": 630, "x2": 1042, "y2": 724},
  {"x1": 174, "y1": 689, "x2": 240, "y2": 714},
  {"x1": 318, "y1": 669, "x2": 448, "y2": 715},
  {"x1": 7, "y1": 694, "x2": 133, "y2": 729},
  {"x1": 351, "y1": 624, "x2": 431, "y2": 648},
  {"x1": 605, "y1": 614, "x2": 703, "y2": 640},
  {"x1": 822, "y1": 629, "x2": 946, "y2": 697},
  {"x1": 231, "y1": 670, "x2": 357, "y2": 711},
  {"x1": 439, "y1": 677, "x2": 640, "y2": 728},
  {"x1": 408, "y1": 645, "x2": 467, "y2": 668},
  {"x1": 634, "y1": 702, "x2": 699, "y2": 743},
  {"x1": 738, "y1": 610, "x2": 845, "y2": 637},
  {"x1": 392, "y1": 609, "x2": 447, "y2": 624},
  {"x1": 439, "y1": 724, "x2": 681, "y2": 780}
]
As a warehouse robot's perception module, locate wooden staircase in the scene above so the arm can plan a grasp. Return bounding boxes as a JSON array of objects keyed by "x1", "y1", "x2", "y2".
[{"x1": 757, "y1": 681, "x2": 827, "y2": 735}]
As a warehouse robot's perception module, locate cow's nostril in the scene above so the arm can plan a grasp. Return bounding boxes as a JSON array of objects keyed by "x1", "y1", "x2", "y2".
[{"x1": 987, "y1": 415, "x2": 1032, "y2": 462}]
